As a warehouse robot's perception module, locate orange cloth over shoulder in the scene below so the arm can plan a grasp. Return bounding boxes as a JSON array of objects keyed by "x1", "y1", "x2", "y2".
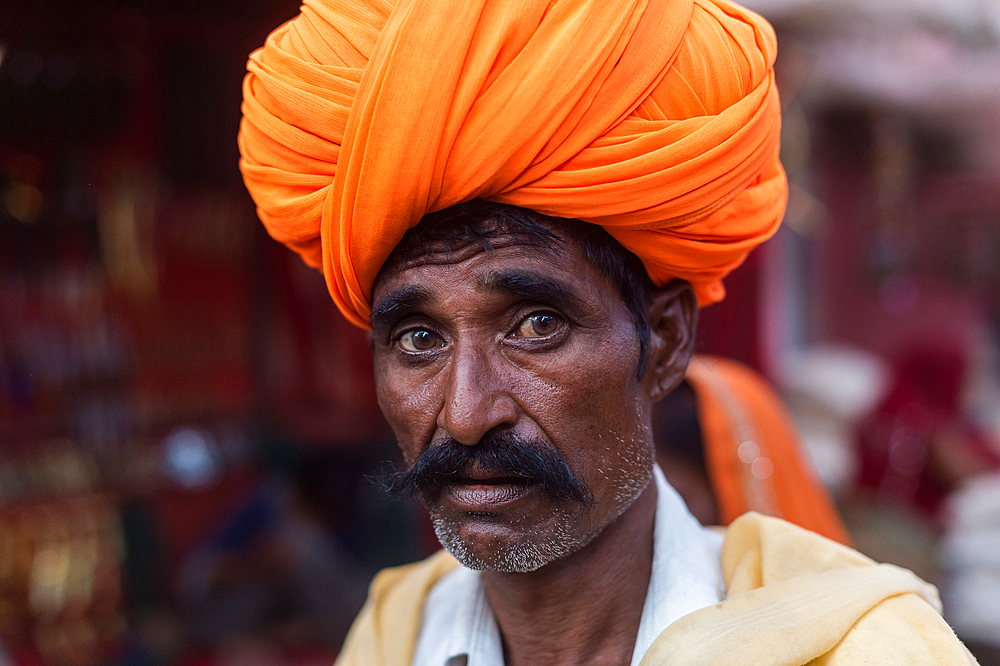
[
  {"x1": 686, "y1": 356, "x2": 852, "y2": 545},
  {"x1": 239, "y1": 0, "x2": 787, "y2": 328}
]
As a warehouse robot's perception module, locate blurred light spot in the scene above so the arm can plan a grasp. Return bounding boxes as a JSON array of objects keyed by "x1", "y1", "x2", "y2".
[
  {"x1": 4, "y1": 183, "x2": 43, "y2": 223},
  {"x1": 163, "y1": 428, "x2": 218, "y2": 488},
  {"x1": 751, "y1": 457, "x2": 774, "y2": 480},
  {"x1": 783, "y1": 183, "x2": 828, "y2": 237},
  {"x1": 738, "y1": 440, "x2": 760, "y2": 464},
  {"x1": 32, "y1": 547, "x2": 69, "y2": 588},
  {"x1": 781, "y1": 102, "x2": 811, "y2": 177},
  {"x1": 29, "y1": 546, "x2": 70, "y2": 615}
]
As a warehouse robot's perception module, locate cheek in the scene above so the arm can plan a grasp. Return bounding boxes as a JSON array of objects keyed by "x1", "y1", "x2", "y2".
[
  {"x1": 567, "y1": 327, "x2": 643, "y2": 423},
  {"x1": 573, "y1": 371, "x2": 651, "y2": 481},
  {"x1": 373, "y1": 357, "x2": 442, "y2": 462},
  {"x1": 525, "y1": 328, "x2": 651, "y2": 483}
]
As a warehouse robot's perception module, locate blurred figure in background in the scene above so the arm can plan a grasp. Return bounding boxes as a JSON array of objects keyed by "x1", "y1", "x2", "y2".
[
  {"x1": 655, "y1": 355, "x2": 850, "y2": 544},
  {"x1": 176, "y1": 447, "x2": 375, "y2": 662},
  {"x1": 855, "y1": 347, "x2": 1000, "y2": 518}
]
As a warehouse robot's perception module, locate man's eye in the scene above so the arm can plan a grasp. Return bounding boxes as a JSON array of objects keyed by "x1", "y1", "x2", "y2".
[
  {"x1": 398, "y1": 329, "x2": 442, "y2": 352},
  {"x1": 516, "y1": 313, "x2": 562, "y2": 338}
]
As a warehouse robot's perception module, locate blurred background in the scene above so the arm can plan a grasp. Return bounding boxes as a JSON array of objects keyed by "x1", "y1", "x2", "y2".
[{"x1": 1, "y1": 0, "x2": 999, "y2": 664}]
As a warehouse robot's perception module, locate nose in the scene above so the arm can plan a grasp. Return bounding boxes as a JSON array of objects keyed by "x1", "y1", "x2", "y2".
[{"x1": 438, "y1": 342, "x2": 518, "y2": 445}]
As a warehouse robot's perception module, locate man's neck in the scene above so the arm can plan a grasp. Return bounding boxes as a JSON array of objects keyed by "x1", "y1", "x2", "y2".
[{"x1": 481, "y1": 481, "x2": 658, "y2": 666}]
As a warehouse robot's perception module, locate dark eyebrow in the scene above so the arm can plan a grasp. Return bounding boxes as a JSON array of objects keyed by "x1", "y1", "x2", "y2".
[
  {"x1": 476, "y1": 270, "x2": 584, "y2": 310},
  {"x1": 370, "y1": 285, "x2": 432, "y2": 336}
]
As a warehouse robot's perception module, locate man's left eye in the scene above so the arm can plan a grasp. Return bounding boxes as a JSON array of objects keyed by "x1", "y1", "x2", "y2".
[{"x1": 516, "y1": 313, "x2": 562, "y2": 338}]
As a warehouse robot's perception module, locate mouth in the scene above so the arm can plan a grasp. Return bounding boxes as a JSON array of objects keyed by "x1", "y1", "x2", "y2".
[
  {"x1": 442, "y1": 476, "x2": 536, "y2": 513},
  {"x1": 451, "y1": 473, "x2": 527, "y2": 485}
]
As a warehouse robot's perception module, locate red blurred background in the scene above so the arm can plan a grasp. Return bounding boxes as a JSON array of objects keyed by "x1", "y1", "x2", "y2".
[{"x1": 2, "y1": 0, "x2": 999, "y2": 664}]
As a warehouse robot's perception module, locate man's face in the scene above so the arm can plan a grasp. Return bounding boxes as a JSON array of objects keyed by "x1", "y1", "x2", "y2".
[{"x1": 369, "y1": 221, "x2": 658, "y2": 572}]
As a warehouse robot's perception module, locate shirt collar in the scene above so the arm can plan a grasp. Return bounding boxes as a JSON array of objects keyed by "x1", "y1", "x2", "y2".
[{"x1": 630, "y1": 465, "x2": 725, "y2": 663}]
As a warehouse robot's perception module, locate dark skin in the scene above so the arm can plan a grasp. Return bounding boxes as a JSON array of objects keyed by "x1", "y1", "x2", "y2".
[{"x1": 370, "y1": 219, "x2": 697, "y2": 666}]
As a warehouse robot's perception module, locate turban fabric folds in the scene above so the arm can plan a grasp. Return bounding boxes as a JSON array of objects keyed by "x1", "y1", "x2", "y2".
[{"x1": 239, "y1": 0, "x2": 787, "y2": 328}]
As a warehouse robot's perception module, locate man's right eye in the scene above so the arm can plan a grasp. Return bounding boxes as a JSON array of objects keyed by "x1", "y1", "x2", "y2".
[{"x1": 398, "y1": 329, "x2": 443, "y2": 352}]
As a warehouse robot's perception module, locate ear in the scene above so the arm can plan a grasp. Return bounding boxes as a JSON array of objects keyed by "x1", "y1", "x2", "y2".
[{"x1": 643, "y1": 279, "x2": 698, "y2": 403}]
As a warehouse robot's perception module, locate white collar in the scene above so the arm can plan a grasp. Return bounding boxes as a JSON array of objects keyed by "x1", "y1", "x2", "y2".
[{"x1": 412, "y1": 465, "x2": 724, "y2": 666}]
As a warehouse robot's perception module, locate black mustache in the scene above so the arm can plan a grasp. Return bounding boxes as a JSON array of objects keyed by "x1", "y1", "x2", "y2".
[{"x1": 375, "y1": 430, "x2": 592, "y2": 505}]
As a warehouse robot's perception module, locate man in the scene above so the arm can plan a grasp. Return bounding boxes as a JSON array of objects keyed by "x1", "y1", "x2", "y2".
[{"x1": 237, "y1": 0, "x2": 976, "y2": 663}]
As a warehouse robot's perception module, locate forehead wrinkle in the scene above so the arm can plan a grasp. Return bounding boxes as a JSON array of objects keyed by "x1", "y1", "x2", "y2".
[{"x1": 475, "y1": 269, "x2": 586, "y2": 310}]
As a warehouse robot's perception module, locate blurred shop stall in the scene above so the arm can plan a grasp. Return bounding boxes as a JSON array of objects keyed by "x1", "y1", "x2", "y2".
[
  {"x1": 741, "y1": 1, "x2": 1000, "y2": 661},
  {"x1": 0, "y1": 1, "x2": 427, "y2": 664}
]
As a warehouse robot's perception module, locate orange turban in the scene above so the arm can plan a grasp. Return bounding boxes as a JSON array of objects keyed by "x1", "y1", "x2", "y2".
[{"x1": 239, "y1": 0, "x2": 787, "y2": 328}]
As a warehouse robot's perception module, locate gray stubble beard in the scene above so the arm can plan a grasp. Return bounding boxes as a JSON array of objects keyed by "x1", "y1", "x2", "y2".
[
  {"x1": 429, "y1": 461, "x2": 652, "y2": 574},
  {"x1": 429, "y1": 503, "x2": 595, "y2": 573}
]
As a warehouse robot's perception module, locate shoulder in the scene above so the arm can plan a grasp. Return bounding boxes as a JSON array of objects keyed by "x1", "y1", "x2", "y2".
[
  {"x1": 723, "y1": 513, "x2": 973, "y2": 664},
  {"x1": 640, "y1": 513, "x2": 976, "y2": 665},
  {"x1": 335, "y1": 549, "x2": 460, "y2": 666},
  {"x1": 722, "y1": 512, "x2": 878, "y2": 592}
]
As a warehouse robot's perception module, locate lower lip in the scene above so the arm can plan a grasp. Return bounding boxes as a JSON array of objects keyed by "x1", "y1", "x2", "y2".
[{"x1": 445, "y1": 482, "x2": 535, "y2": 512}]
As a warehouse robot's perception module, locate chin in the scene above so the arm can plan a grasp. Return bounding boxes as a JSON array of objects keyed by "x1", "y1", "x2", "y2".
[{"x1": 430, "y1": 509, "x2": 600, "y2": 573}]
